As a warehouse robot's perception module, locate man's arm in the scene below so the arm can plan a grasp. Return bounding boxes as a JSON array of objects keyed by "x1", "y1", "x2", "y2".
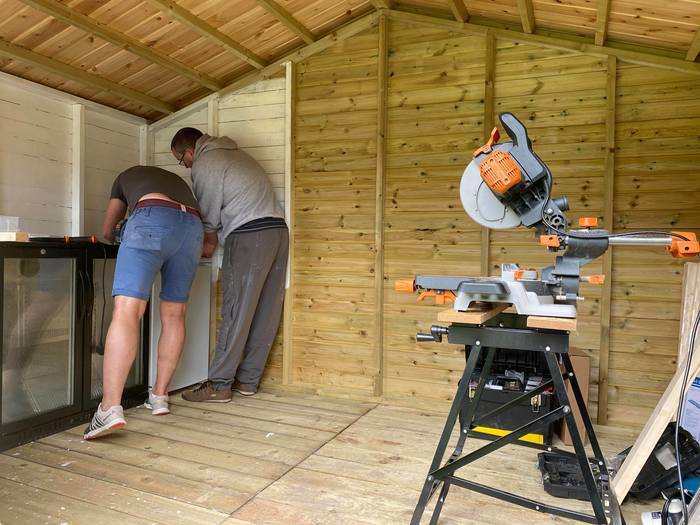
[
  {"x1": 102, "y1": 198, "x2": 127, "y2": 241},
  {"x1": 192, "y1": 165, "x2": 224, "y2": 234},
  {"x1": 202, "y1": 231, "x2": 218, "y2": 258},
  {"x1": 191, "y1": 164, "x2": 223, "y2": 257}
]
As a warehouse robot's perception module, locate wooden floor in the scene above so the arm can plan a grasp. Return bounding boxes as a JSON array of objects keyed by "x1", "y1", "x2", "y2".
[{"x1": 0, "y1": 390, "x2": 659, "y2": 524}]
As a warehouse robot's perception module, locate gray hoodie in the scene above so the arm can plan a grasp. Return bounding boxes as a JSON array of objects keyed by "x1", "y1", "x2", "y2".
[{"x1": 191, "y1": 134, "x2": 283, "y2": 243}]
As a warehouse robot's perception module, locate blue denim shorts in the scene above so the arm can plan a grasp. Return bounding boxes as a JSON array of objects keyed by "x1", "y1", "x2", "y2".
[{"x1": 113, "y1": 206, "x2": 204, "y2": 303}]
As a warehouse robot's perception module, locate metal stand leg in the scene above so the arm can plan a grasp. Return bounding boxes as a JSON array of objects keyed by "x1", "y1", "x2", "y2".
[
  {"x1": 410, "y1": 345, "x2": 482, "y2": 525},
  {"x1": 561, "y1": 353, "x2": 624, "y2": 525},
  {"x1": 545, "y1": 351, "x2": 609, "y2": 524},
  {"x1": 453, "y1": 347, "x2": 495, "y2": 459}
]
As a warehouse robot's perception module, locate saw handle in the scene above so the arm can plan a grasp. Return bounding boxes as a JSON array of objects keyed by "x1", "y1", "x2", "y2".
[{"x1": 499, "y1": 112, "x2": 531, "y2": 149}]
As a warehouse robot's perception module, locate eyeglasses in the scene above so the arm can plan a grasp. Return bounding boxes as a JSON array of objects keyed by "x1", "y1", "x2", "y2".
[{"x1": 178, "y1": 150, "x2": 187, "y2": 166}]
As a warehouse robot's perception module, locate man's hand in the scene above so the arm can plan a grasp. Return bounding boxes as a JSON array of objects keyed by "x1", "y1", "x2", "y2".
[
  {"x1": 102, "y1": 198, "x2": 127, "y2": 242},
  {"x1": 202, "y1": 231, "x2": 218, "y2": 258}
]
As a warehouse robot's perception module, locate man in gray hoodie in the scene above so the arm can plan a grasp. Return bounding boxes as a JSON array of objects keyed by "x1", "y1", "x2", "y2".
[{"x1": 171, "y1": 128, "x2": 288, "y2": 402}]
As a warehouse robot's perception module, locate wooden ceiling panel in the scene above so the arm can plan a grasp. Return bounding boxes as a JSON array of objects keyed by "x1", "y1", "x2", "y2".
[
  {"x1": 0, "y1": 1, "x2": 51, "y2": 41},
  {"x1": 533, "y1": 0, "x2": 596, "y2": 37},
  {"x1": 279, "y1": 0, "x2": 373, "y2": 34},
  {"x1": 458, "y1": 0, "x2": 520, "y2": 23},
  {"x1": 606, "y1": 0, "x2": 700, "y2": 52}
]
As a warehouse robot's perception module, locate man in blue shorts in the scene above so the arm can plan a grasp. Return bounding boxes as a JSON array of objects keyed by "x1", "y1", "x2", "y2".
[{"x1": 84, "y1": 165, "x2": 203, "y2": 440}]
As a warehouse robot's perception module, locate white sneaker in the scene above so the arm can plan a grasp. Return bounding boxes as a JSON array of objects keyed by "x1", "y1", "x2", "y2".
[
  {"x1": 145, "y1": 392, "x2": 170, "y2": 415},
  {"x1": 84, "y1": 404, "x2": 126, "y2": 440}
]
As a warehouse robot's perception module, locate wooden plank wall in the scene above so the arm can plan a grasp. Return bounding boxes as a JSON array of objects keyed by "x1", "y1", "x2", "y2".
[
  {"x1": 288, "y1": 18, "x2": 700, "y2": 428},
  {"x1": 0, "y1": 81, "x2": 73, "y2": 235},
  {"x1": 83, "y1": 110, "x2": 141, "y2": 235},
  {"x1": 0, "y1": 76, "x2": 143, "y2": 236},
  {"x1": 292, "y1": 28, "x2": 379, "y2": 396},
  {"x1": 383, "y1": 23, "x2": 485, "y2": 404},
  {"x1": 607, "y1": 64, "x2": 700, "y2": 427}
]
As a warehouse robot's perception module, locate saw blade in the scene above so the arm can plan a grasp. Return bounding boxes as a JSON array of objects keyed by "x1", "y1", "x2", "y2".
[{"x1": 460, "y1": 156, "x2": 521, "y2": 230}]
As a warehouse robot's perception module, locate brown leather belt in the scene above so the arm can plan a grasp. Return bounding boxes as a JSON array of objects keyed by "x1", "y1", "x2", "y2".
[{"x1": 133, "y1": 198, "x2": 201, "y2": 220}]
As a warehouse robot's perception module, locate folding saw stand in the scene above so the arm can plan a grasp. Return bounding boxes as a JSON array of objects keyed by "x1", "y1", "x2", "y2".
[{"x1": 410, "y1": 311, "x2": 624, "y2": 525}]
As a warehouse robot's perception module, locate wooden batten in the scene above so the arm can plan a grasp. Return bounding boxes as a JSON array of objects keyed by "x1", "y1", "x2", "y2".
[
  {"x1": 688, "y1": 30, "x2": 700, "y2": 62},
  {"x1": 447, "y1": 0, "x2": 469, "y2": 23},
  {"x1": 374, "y1": 13, "x2": 389, "y2": 397},
  {"x1": 516, "y1": 0, "x2": 535, "y2": 34},
  {"x1": 254, "y1": 0, "x2": 315, "y2": 44},
  {"x1": 480, "y1": 31, "x2": 495, "y2": 277},
  {"x1": 596, "y1": 55, "x2": 616, "y2": 426},
  {"x1": 595, "y1": 0, "x2": 611, "y2": 47},
  {"x1": 71, "y1": 104, "x2": 85, "y2": 236},
  {"x1": 146, "y1": 0, "x2": 267, "y2": 69},
  {"x1": 283, "y1": 61, "x2": 296, "y2": 386}
]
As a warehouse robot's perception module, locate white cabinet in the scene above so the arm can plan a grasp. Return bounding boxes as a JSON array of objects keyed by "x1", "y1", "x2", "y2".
[{"x1": 148, "y1": 260, "x2": 212, "y2": 392}]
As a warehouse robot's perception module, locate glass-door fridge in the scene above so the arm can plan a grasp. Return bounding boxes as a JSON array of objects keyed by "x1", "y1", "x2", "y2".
[{"x1": 0, "y1": 241, "x2": 149, "y2": 450}]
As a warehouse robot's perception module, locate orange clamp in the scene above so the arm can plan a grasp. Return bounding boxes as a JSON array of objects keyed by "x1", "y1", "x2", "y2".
[
  {"x1": 582, "y1": 275, "x2": 605, "y2": 285},
  {"x1": 417, "y1": 290, "x2": 456, "y2": 305},
  {"x1": 539, "y1": 235, "x2": 561, "y2": 248},
  {"x1": 578, "y1": 217, "x2": 598, "y2": 228},
  {"x1": 394, "y1": 279, "x2": 416, "y2": 293},
  {"x1": 667, "y1": 231, "x2": 700, "y2": 259},
  {"x1": 472, "y1": 127, "x2": 500, "y2": 158}
]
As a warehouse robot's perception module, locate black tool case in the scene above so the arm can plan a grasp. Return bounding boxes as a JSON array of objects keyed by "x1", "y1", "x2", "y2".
[
  {"x1": 620, "y1": 423, "x2": 700, "y2": 500},
  {"x1": 467, "y1": 348, "x2": 556, "y2": 445},
  {"x1": 538, "y1": 452, "x2": 601, "y2": 501}
]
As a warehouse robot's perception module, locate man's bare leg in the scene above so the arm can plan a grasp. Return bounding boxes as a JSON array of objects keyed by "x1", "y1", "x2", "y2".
[
  {"x1": 100, "y1": 296, "x2": 147, "y2": 409},
  {"x1": 152, "y1": 300, "x2": 187, "y2": 396}
]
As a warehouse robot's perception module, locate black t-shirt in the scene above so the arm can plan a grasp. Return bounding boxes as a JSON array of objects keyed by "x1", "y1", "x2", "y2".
[{"x1": 110, "y1": 165, "x2": 198, "y2": 211}]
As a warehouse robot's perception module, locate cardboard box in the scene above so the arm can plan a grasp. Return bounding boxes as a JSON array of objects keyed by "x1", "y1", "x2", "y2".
[{"x1": 559, "y1": 353, "x2": 590, "y2": 446}]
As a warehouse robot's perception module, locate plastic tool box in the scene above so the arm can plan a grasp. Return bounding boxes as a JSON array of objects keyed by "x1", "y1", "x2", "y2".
[{"x1": 538, "y1": 452, "x2": 601, "y2": 501}]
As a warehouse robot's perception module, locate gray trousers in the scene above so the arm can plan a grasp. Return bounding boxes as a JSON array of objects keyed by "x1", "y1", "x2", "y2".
[{"x1": 209, "y1": 227, "x2": 288, "y2": 389}]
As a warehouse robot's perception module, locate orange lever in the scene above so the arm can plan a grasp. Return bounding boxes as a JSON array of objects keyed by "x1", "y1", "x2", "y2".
[
  {"x1": 668, "y1": 231, "x2": 700, "y2": 259},
  {"x1": 394, "y1": 279, "x2": 416, "y2": 293},
  {"x1": 582, "y1": 275, "x2": 605, "y2": 285},
  {"x1": 472, "y1": 127, "x2": 500, "y2": 158},
  {"x1": 417, "y1": 290, "x2": 456, "y2": 305}
]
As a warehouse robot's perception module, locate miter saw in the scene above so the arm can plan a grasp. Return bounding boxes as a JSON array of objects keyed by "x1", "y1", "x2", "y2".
[{"x1": 396, "y1": 112, "x2": 699, "y2": 318}]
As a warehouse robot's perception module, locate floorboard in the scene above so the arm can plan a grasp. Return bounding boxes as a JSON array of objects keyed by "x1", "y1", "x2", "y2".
[{"x1": 0, "y1": 389, "x2": 660, "y2": 525}]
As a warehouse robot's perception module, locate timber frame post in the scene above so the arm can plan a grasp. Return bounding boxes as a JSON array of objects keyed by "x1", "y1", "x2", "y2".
[
  {"x1": 283, "y1": 61, "x2": 296, "y2": 385},
  {"x1": 480, "y1": 31, "x2": 495, "y2": 277},
  {"x1": 374, "y1": 12, "x2": 389, "y2": 397},
  {"x1": 597, "y1": 55, "x2": 617, "y2": 425}
]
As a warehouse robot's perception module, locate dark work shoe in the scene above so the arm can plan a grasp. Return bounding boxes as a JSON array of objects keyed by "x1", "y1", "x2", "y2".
[
  {"x1": 182, "y1": 381, "x2": 232, "y2": 403},
  {"x1": 233, "y1": 381, "x2": 257, "y2": 397}
]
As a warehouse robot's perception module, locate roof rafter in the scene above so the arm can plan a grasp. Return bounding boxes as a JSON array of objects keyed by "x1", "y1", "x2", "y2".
[
  {"x1": 19, "y1": 0, "x2": 223, "y2": 92},
  {"x1": 145, "y1": 0, "x2": 268, "y2": 69},
  {"x1": 687, "y1": 29, "x2": 700, "y2": 62},
  {"x1": 0, "y1": 37, "x2": 174, "y2": 113},
  {"x1": 369, "y1": 0, "x2": 392, "y2": 9},
  {"x1": 447, "y1": 0, "x2": 469, "y2": 23},
  {"x1": 595, "y1": 0, "x2": 611, "y2": 46},
  {"x1": 253, "y1": 0, "x2": 315, "y2": 44},
  {"x1": 516, "y1": 0, "x2": 535, "y2": 34}
]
